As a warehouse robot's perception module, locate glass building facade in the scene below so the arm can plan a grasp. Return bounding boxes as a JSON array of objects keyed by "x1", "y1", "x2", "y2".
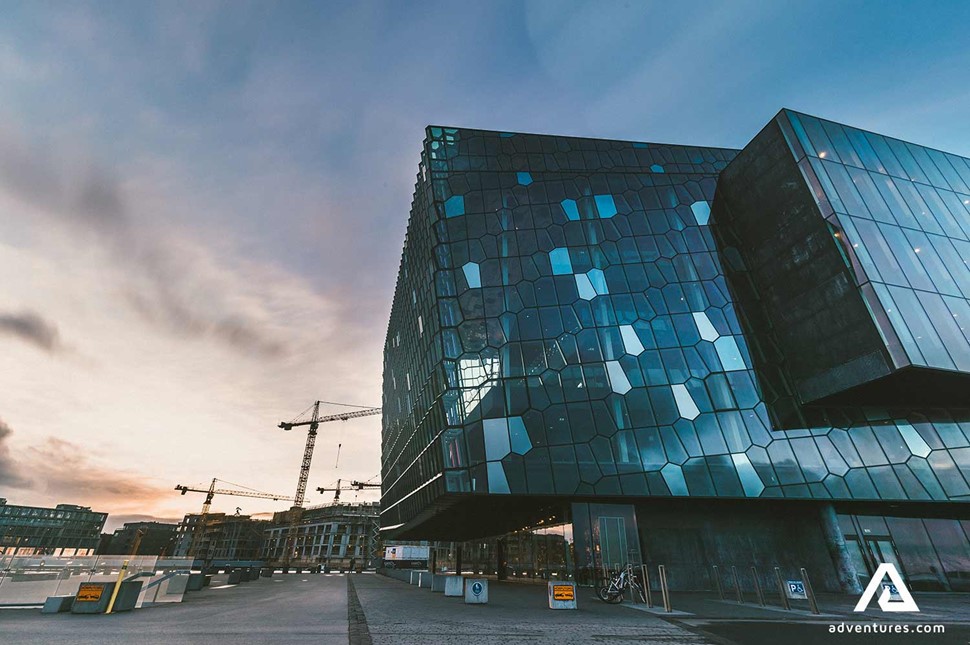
[{"x1": 382, "y1": 113, "x2": 970, "y2": 592}]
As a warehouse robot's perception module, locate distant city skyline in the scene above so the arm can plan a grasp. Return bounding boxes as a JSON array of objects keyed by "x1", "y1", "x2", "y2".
[{"x1": 2, "y1": 1, "x2": 970, "y2": 531}]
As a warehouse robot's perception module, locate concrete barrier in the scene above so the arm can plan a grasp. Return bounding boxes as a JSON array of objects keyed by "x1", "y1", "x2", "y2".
[
  {"x1": 42, "y1": 596, "x2": 74, "y2": 613},
  {"x1": 410, "y1": 571, "x2": 420, "y2": 585},
  {"x1": 432, "y1": 575, "x2": 448, "y2": 592},
  {"x1": 186, "y1": 573, "x2": 206, "y2": 591},
  {"x1": 227, "y1": 570, "x2": 243, "y2": 584},
  {"x1": 444, "y1": 576, "x2": 464, "y2": 597},
  {"x1": 464, "y1": 578, "x2": 488, "y2": 604},
  {"x1": 418, "y1": 572, "x2": 432, "y2": 589},
  {"x1": 71, "y1": 581, "x2": 143, "y2": 614},
  {"x1": 547, "y1": 581, "x2": 577, "y2": 610}
]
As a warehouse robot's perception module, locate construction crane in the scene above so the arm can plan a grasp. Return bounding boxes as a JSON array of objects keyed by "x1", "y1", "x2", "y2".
[
  {"x1": 277, "y1": 401, "x2": 381, "y2": 567},
  {"x1": 175, "y1": 478, "x2": 295, "y2": 558},
  {"x1": 315, "y1": 479, "x2": 382, "y2": 503}
]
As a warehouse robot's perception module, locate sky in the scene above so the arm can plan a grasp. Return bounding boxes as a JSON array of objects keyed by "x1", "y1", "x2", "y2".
[{"x1": 1, "y1": 1, "x2": 969, "y2": 531}]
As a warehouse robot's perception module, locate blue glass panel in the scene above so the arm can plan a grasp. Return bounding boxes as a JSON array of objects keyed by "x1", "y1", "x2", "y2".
[
  {"x1": 898, "y1": 422, "x2": 932, "y2": 458},
  {"x1": 606, "y1": 361, "x2": 632, "y2": 394},
  {"x1": 509, "y1": 417, "x2": 532, "y2": 455},
  {"x1": 575, "y1": 274, "x2": 596, "y2": 300},
  {"x1": 661, "y1": 463, "x2": 688, "y2": 495},
  {"x1": 549, "y1": 248, "x2": 573, "y2": 275},
  {"x1": 713, "y1": 336, "x2": 746, "y2": 371},
  {"x1": 445, "y1": 195, "x2": 465, "y2": 217},
  {"x1": 517, "y1": 171, "x2": 533, "y2": 186},
  {"x1": 483, "y1": 418, "x2": 511, "y2": 460},
  {"x1": 650, "y1": 164, "x2": 664, "y2": 173},
  {"x1": 594, "y1": 194, "x2": 618, "y2": 218},
  {"x1": 671, "y1": 384, "x2": 700, "y2": 420},
  {"x1": 561, "y1": 199, "x2": 580, "y2": 221},
  {"x1": 732, "y1": 453, "x2": 765, "y2": 496},
  {"x1": 486, "y1": 461, "x2": 511, "y2": 494},
  {"x1": 587, "y1": 269, "x2": 609, "y2": 295}
]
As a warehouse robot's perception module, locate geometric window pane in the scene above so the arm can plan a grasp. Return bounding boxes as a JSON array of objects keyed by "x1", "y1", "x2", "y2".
[
  {"x1": 561, "y1": 199, "x2": 580, "y2": 221},
  {"x1": 509, "y1": 417, "x2": 532, "y2": 455},
  {"x1": 463, "y1": 262, "x2": 481, "y2": 288},
  {"x1": 714, "y1": 336, "x2": 746, "y2": 371},
  {"x1": 486, "y1": 461, "x2": 511, "y2": 494},
  {"x1": 620, "y1": 324, "x2": 645, "y2": 355},
  {"x1": 483, "y1": 418, "x2": 511, "y2": 460},
  {"x1": 672, "y1": 383, "x2": 700, "y2": 420},
  {"x1": 445, "y1": 195, "x2": 465, "y2": 218},
  {"x1": 690, "y1": 201, "x2": 711, "y2": 226},
  {"x1": 594, "y1": 194, "x2": 617, "y2": 218},
  {"x1": 661, "y1": 463, "x2": 688, "y2": 495},
  {"x1": 731, "y1": 453, "x2": 765, "y2": 496},
  {"x1": 692, "y1": 311, "x2": 720, "y2": 341},
  {"x1": 550, "y1": 248, "x2": 573, "y2": 275},
  {"x1": 605, "y1": 361, "x2": 632, "y2": 394}
]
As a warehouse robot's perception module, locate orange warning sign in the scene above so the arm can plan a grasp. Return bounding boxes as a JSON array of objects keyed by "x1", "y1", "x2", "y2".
[
  {"x1": 76, "y1": 584, "x2": 104, "y2": 602},
  {"x1": 552, "y1": 584, "x2": 575, "y2": 601}
]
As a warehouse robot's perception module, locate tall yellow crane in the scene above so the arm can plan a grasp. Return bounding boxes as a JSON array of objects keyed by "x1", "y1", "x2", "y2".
[
  {"x1": 277, "y1": 401, "x2": 381, "y2": 567},
  {"x1": 175, "y1": 478, "x2": 295, "y2": 558}
]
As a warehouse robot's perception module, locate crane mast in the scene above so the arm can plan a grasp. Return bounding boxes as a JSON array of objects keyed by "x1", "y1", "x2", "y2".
[{"x1": 277, "y1": 401, "x2": 381, "y2": 568}]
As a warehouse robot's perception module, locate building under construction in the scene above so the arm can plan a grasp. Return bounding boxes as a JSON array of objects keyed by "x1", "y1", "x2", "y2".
[
  {"x1": 0, "y1": 499, "x2": 107, "y2": 557},
  {"x1": 172, "y1": 513, "x2": 269, "y2": 561},
  {"x1": 261, "y1": 502, "x2": 381, "y2": 569}
]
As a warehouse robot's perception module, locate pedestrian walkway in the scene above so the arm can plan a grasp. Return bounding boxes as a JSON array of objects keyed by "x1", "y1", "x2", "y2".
[{"x1": 352, "y1": 573, "x2": 716, "y2": 644}]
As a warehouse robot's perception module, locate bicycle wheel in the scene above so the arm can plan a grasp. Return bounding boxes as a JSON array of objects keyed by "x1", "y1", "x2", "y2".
[
  {"x1": 604, "y1": 590, "x2": 624, "y2": 604},
  {"x1": 597, "y1": 585, "x2": 614, "y2": 602}
]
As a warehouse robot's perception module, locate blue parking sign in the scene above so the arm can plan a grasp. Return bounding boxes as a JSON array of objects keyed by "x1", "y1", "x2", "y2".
[{"x1": 786, "y1": 580, "x2": 807, "y2": 599}]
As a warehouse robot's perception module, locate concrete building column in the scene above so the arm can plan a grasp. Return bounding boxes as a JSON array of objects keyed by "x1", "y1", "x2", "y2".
[{"x1": 819, "y1": 503, "x2": 861, "y2": 594}]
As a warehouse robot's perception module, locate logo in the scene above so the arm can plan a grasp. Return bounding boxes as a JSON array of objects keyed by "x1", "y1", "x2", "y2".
[
  {"x1": 471, "y1": 581, "x2": 484, "y2": 596},
  {"x1": 853, "y1": 563, "x2": 919, "y2": 613}
]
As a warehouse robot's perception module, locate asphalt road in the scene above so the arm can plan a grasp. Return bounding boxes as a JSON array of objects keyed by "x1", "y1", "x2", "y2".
[{"x1": 0, "y1": 573, "x2": 349, "y2": 645}]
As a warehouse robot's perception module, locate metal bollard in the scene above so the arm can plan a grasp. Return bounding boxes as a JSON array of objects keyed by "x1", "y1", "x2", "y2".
[
  {"x1": 800, "y1": 567, "x2": 820, "y2": 615},
  {"x1": 751, "y1": 566, "x2": 765, "y2": 606},
  {"x1": 658, "y1": 565, "x2": 671, "y2": 613},
  {"x1": 712, "y1": 565, "x2": 724, "y2": 600},
  {"x1": 774, "y1": 567, "x2": 790, "y2": 611},
  {"x1": 641, "y1": 564, "x2": 653, "y2": 608},
  {"x1": 732, "y1": 565, "x2": 744, "y2": 604}
]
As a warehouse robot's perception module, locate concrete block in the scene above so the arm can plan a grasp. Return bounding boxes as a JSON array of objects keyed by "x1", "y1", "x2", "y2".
[
  {"x1": 71, "y1": 580, "x2": 143, "y2": 614},
  {"x1": 42, "y1": 596, "x2": 74, "y2": 613},
  {"x1": 431, "y1": 575, "x2": 447, "y2": 592},
  {"x1": 547, "y1": 581, "x2": 577, "y2": 610},
  {"x1": 418, "y1": 572, "x2": 432, "y2": 589},
  {"x1": 227, "y1": 570, "x2": 243, "y2": 584},
  {"x1": 444, "y1": 576, "x2": 464, "y2": 597},
  {"x1": 464, "y1": 578, "x2": 488, "y2": 604},
  {"x1": 186, "y1": 573, "x2": 205, "y2": 591},
  {"x1": 410, "y1": 571, "x2": 420, "y2": 585}
]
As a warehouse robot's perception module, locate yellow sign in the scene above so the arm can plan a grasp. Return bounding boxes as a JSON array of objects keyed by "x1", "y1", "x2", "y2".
[
  {"x1": 552, "y1": 584, "x2": 575, "y2": 601},
  {"x1": 76, "y1": 584, "x2": 104, "y2": 603}
]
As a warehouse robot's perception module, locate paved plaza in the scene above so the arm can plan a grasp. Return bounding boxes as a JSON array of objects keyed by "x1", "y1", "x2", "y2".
[{"x1": 2, "y1": 572, "x2": 970, "y2": 644}]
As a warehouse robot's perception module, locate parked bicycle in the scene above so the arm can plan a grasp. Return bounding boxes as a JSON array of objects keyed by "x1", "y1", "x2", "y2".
[{"x1": 597, "y1": 563, "x2": 646, "y2": 604}]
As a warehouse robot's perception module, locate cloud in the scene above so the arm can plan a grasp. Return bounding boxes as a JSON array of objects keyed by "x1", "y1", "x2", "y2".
[
  {"x1": 0, "y1": 126, "x2": 290, "y2": 359},
  {"x1": 0, "y1": 419, "x2": 30, "y2": 488},
  {"x1": 17, "y1": 437, "x2": 173, "y2": 511},
  {"x1": 0, "y1": 310, "x2": 64, "y2": 353}
]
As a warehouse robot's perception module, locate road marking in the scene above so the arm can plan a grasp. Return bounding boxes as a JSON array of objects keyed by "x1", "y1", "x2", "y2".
[{"x1": 209, "y1": 584, "x2": 237, "y2": 590}]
